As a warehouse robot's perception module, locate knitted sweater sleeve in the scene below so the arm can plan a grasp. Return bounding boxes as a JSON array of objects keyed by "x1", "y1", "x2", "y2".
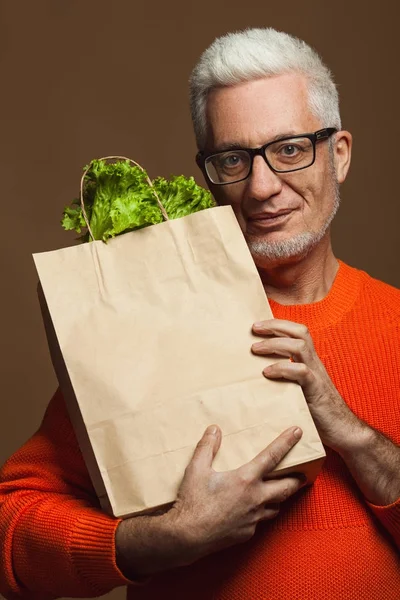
[
  {"x1": 367, "y1": 495, "x2": 400, "y2": 548},
  {"x1": 365, "y1": 310, "x2": 400, "y2": 549},
  {"x1": 0, "y1": 388, "x2": 132, "y2": 600}
]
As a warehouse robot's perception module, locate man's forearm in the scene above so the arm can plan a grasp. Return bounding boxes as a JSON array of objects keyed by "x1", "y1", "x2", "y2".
[{"x1": 337, "y1": 420, "x2": 400, "y2": 506}]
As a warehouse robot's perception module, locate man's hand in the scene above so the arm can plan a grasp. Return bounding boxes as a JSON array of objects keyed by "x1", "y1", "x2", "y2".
[
  {"x1": 115, "y1": 425, "x2": 304, "y2": 579},
  {"x1": 251, "y1": 318, "x2": 362, "y2": 453},
  {"x1": 170, "y1": 423, "x2": 304, "y2": 557},
  {"x1": 251, "y1": 318, "x2": 400, "y2": 506}
]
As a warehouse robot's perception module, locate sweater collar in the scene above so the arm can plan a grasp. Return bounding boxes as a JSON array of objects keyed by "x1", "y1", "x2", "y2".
[{"x1": 267, "y1": 260, "x2": 362, "y2": 330}]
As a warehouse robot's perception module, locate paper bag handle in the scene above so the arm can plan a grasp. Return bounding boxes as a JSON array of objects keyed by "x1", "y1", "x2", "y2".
[{"x1": 80, "y1": 155, "x2": 170, "y2": 241}]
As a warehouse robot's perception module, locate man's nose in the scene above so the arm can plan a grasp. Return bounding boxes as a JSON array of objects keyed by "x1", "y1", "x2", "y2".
[{"x1": 246, "y1": 155, "x2": 283, "y2": 201}]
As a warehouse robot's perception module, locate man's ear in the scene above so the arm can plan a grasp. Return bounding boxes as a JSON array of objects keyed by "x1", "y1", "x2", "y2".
[{"x1": 334, "y1": 130, "x2": 352, "y2": 184}]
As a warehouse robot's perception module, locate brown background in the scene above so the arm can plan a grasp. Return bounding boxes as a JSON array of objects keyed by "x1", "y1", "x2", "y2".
[{"x1": 0, "y1": 1, "x2": 399, "y2": 599}]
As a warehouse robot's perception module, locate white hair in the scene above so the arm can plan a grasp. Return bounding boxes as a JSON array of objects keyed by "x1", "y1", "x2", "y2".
[{"x1": 189, "y1": 28, "x2": 341, "y2": 149}]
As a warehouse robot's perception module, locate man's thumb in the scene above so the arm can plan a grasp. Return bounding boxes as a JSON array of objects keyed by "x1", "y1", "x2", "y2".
[{"x1": 191, "y1": 425, "x2": 222, "y2": 469}]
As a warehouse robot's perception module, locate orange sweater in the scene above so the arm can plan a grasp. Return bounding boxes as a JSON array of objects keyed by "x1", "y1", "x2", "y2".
[{"x1": 1, "y1": 260, "x2": 399, "y2": 600}]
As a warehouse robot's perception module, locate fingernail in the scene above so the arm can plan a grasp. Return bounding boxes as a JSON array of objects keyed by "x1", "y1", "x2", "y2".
[
  {"x1": 293, "y1": 427, "x2": 302, "y2": 439},
  {"x1": 207, "y1": 425, "x2": 218, "y2": 436},
  {"x1": 253, "y1": 322, "x2": 264, "y2": 329},
  {"x1": 252, "y1": 341, "x2": 264, "y2": 349}
]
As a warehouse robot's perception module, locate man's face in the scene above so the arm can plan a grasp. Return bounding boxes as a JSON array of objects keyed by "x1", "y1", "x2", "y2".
[{"x1": 203, "y1": 73, "x2": 351, "y2": 268}]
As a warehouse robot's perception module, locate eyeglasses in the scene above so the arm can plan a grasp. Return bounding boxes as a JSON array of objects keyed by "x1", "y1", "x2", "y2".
[{"x1": 196, "y1": 128, "x2": 337, "y2": 185}]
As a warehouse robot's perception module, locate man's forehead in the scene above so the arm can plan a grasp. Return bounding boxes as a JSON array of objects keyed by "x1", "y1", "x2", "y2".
[{"x1": 205, "y1": 73, "x2": 319, "y2": 148}]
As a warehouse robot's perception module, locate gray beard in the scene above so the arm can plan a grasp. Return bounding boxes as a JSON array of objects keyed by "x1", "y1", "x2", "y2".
[{"x1": 246, "y1": 182, "x2": 340, "y2": 264}]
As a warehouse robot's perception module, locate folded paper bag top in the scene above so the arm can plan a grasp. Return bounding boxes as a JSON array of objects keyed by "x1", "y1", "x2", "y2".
[{"x1": 34, "y1": 204, "x2": 325, "y2": 518}]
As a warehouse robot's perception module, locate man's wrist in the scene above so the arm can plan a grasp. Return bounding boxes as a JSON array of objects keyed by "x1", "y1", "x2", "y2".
[{"x1": 115, "y1": 510, "x2": 197, "y2": 580}]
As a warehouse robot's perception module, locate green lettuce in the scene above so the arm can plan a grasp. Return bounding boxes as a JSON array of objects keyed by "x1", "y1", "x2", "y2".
[{"x1": 62, "y1": 158, "x2": 215, "y2": 242}]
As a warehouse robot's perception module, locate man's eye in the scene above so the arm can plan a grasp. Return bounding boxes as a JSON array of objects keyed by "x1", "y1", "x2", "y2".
[
  {"x1": 279, "y1": 144, "x2": 301, "y2": 156},
  {"x1": 221, "y1": 154, "x2": 242, "y2": 168}
]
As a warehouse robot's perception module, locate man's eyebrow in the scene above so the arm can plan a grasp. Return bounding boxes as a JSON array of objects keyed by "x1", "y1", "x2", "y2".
[
  {"x1": 212, "y1": 131, "x2": 302, "y2": 152},
  {"x1": 213, "y1": 142, "x2": 247, "y2": 152}
]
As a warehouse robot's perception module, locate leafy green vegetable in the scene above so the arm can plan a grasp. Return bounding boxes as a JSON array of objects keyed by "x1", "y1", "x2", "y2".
[
  {"x1": 152, "y1": 175, "x2": 215, "y2": 220},
  {"x1": 62, "y1": 158, "x2": 215, "y2": 242},
  {"x1": 62, "y1": 202, "x2": 87, "y2": 233}
]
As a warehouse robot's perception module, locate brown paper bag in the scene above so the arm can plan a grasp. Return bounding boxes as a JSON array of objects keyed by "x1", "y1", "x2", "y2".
[{"x1": 34, "y1": 167, "x2": 325, "y2": 519}]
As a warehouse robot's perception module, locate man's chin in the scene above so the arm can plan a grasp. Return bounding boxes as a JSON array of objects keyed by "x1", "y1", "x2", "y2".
[{"x1": 245, "y1": 232, "x2": 318, "y2": 266}]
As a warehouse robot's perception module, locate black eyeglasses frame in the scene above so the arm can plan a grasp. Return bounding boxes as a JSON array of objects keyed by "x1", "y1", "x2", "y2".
[{"x1": 196, "y1": 127, "x2": 338, "y2": 186}]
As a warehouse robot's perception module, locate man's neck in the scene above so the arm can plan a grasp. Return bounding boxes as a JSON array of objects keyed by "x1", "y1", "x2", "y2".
[{"x1": 257, "y1": 238, "x2": 339, "y2": 306}]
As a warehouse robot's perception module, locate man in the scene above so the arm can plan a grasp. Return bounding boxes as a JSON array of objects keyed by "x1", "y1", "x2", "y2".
[{"x1": 0, "y1": 27, "x2": 399, "y2": 600}]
